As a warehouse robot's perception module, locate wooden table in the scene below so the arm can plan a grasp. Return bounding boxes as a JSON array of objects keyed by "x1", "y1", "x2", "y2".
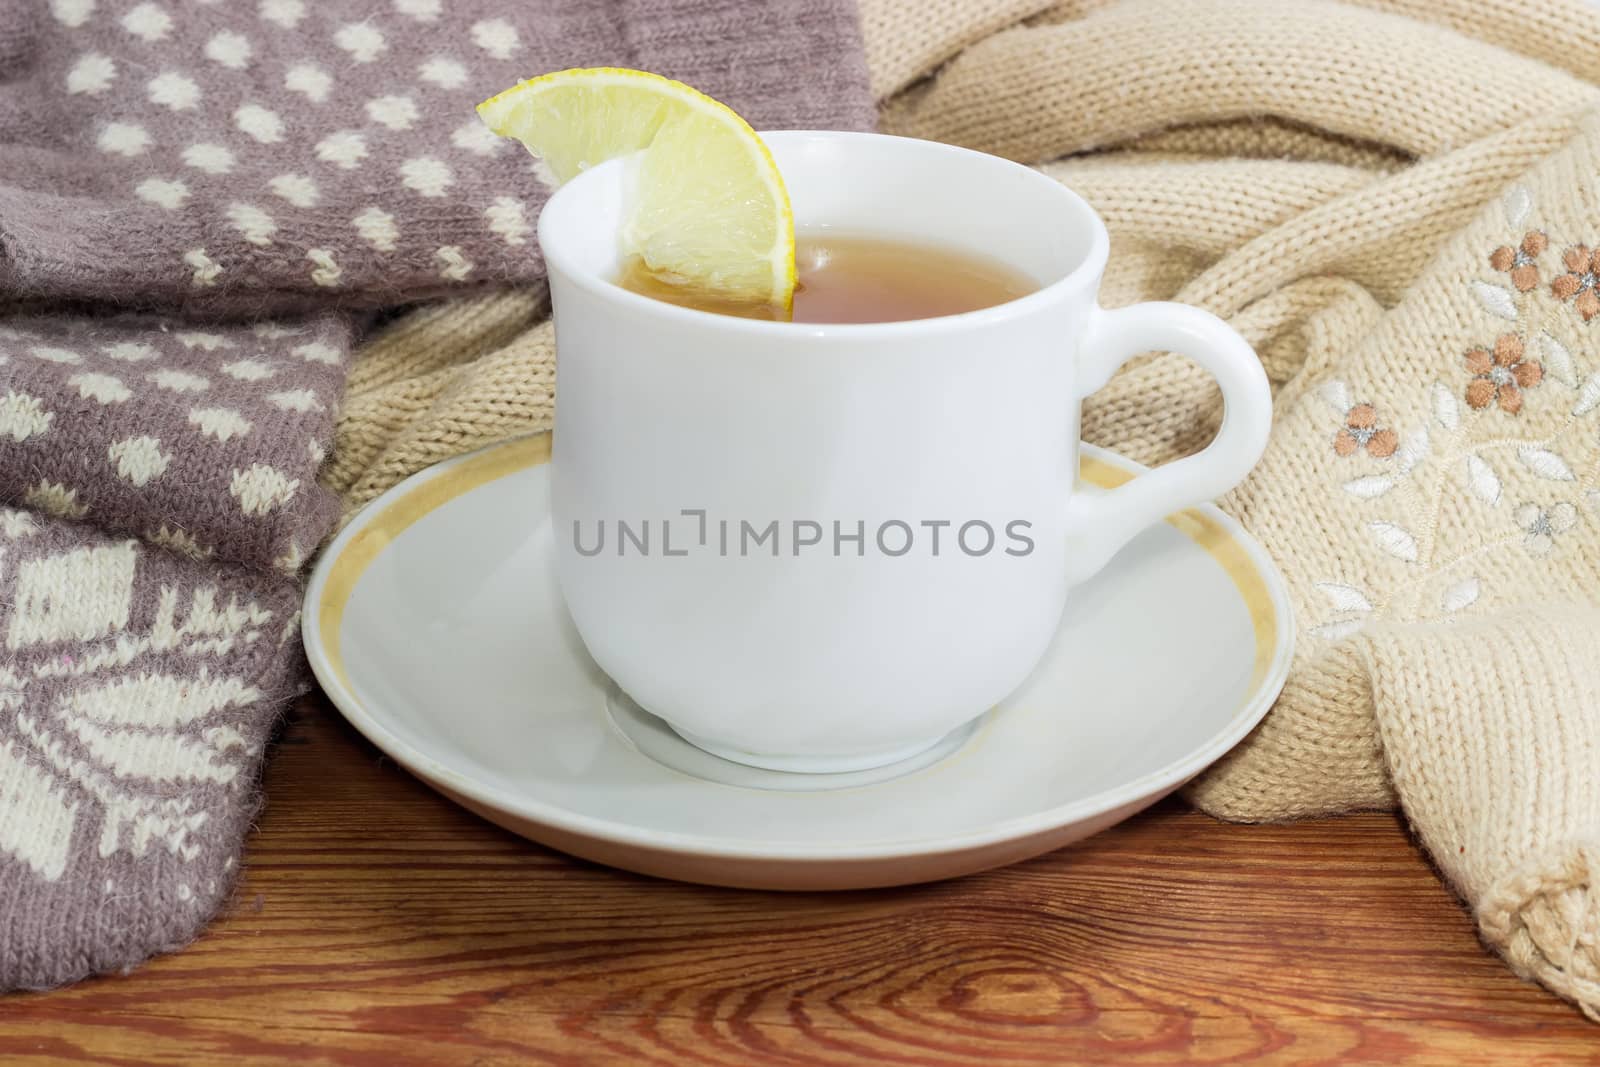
[{"x1": 3, "y1": 695, "x2": 1595, "y2": 1065}]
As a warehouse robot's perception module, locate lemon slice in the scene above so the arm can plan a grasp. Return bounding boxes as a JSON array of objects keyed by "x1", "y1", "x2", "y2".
[{"x1": 477, "y1": 67, "x2": 795, "y2": 312}]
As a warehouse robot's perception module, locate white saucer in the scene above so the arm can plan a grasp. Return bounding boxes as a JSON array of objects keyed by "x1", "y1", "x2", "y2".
[{"x1": 303, "y1": 435, "x2": 1293, "y2": 890}]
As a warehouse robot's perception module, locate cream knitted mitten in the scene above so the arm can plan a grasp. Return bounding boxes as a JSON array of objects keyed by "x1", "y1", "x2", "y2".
[{"x1": 1215, "y1": 114, "x2": 1600, "y2": 1014}]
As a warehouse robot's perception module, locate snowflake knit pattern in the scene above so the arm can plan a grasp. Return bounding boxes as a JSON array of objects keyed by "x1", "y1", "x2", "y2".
[
  {"x1": 0, "y1": 0, "x2": 874, "y2": 990},
  {"x1": 329, "y1": 0, "x2": 1600, "y2": 1019}
]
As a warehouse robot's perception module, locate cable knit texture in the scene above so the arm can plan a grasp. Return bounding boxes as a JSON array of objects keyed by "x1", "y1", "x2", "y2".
[
  {"x1": 328, "y1": 0, "x2": 1600, "y2": 1018},
  {"x1": 0, "y1": 0, "x2": 874, "y2": 990}
]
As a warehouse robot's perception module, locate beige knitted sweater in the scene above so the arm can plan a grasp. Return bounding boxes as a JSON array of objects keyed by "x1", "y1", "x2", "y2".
[{"x1": 326, "y1": 0, "x2": 1600, "y2": 1020}]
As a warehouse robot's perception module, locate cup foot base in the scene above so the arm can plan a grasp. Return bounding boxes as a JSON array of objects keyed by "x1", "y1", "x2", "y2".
[
  {"x1": 604, "y1": 685, "x2": 983, "y2": 791},
  {"x1": 666, "y1": 726, "x2": 952, "y2": 774}
]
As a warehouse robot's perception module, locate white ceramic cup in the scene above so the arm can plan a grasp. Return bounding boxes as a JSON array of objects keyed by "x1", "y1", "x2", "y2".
[{"x1": 540, "y1": 130, "x2": 1271, "y2": 773}]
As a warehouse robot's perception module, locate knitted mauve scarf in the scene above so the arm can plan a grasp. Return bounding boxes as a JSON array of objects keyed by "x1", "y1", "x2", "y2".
[{"x1": 0, "y1": 0, "x2": 872, "y2": 988}]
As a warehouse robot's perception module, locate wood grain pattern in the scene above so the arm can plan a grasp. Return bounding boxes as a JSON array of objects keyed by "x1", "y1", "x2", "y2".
[{"x1": 2, "y1": 694, "x2": 1595, "y2": 1065}]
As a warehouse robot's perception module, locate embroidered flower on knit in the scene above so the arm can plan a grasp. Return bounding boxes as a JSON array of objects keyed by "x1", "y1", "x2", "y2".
[
  {"x1": 1464, "y1": 334, "x2": 1542, "y2": 414},
  {"x1": 1551, "y1": 245, "x2": 1600, "y2": 322},
  {"x1": 1333, "y1": 404, "x2": 1398, "y2": 458},
  {"x1": 1488, "y1": 231, "x2": 1547, "y2": 292},
  {"x1": 1515, "y1": 501, "x2": 1577, "y2": 556}
]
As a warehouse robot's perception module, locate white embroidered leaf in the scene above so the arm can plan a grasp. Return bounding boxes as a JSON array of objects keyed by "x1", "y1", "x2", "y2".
[
  {"x1": 1541, "y1": 334, "x2": 1575, "y2": 388},
  {"x1": 1368, "y1": 521, "x2": 1419, "y2": 562},
  {"x1": 1441, "y1": 577, "x2": 1481, "y2": 614},
  {"x1": 1519, "y1": 446, "x2": 1575, "y2": 481},
  {"x1": 1472, "y1": 281, "x2": 1518, "y2": 321},
  {"x1": 1588, "y1": 489, "x2": 1600, "y2": 512},
  {"x1": 1574, "y1": 374, "x2": 1600, "y2": 417},
  {"x1": 1504, "y1": 185, "x2": 1532, "y2": 229},
  {"x1": 1316, "y1": 582, "x2": 1374, "y2": 613},
  {"x1": 1465, "y1": 454, "x2": 1501, "y2": 505},
  {"x1": 1431, "y1": 382, "x2": 1460, "y2": 431},
  {"x1": 1396, "y1": 426, "x2": 1429, "y2": 475},
  {"x1": 1310, "y1": 619, "x2": 1366, "y2": 642},
  {"x1": 1318, "y1": 379, "x2": 1350, "y2": 413},
  {"x1": 1343, "y1": 475, "x2": 1394, "y2": 500}
]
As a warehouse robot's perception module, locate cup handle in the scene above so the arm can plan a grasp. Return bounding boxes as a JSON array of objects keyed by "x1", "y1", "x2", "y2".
[{"x1": 1064, "y1": 302, "x2": 1272, "y2": 585}]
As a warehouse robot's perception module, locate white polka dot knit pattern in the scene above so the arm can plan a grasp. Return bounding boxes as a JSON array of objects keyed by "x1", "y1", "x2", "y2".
[
  {"x1": 0, "y1": 0, "x2": 876, "y2": 312},
  {"x1": 0, "y1": 316, "x2": 348, "y2": 573},
  {"x1": 0, "y1": 308, "x2": 351, "y2": 991}
]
